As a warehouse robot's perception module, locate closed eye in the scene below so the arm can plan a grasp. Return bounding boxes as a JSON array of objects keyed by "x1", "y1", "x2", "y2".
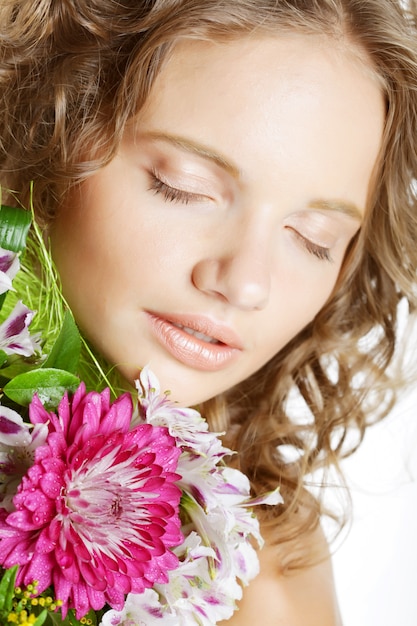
[
  {"x1": 287, "y1": 227, "x2": 333, "y2": 263},
  {"x1": 148, "y1": 172, "x2": 207, "y2": 204}
]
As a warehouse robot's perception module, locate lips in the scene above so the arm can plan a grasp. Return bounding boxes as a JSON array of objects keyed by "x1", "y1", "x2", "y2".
[{"x1": 146, "y1": 312, "x2": 242, "y2": 371}]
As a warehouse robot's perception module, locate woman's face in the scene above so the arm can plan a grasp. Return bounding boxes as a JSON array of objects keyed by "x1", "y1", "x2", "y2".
[{"x1": 50, "y1": 34, "x2": 384, "y2": 406}]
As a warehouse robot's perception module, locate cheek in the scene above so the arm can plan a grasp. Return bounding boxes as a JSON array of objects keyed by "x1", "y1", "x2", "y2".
[
  {"x1": 262, "y1": 263, "x2": 341, "y2": 351},
  {"x1": 50, "y1": 204, "x2": 116, "y2": 325},
  {"x1": 281, "y1": 251, "x2": 340, "y2": 302}
]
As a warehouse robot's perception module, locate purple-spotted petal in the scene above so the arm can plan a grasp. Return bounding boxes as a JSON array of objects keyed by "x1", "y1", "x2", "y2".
[
  {"x1": 0, "y1": 406, "x2": 31, "y2": 446},
  {"x1": 0, "y1": 248, "x2": 19, "y2": 295},
  {"x1": 0, "y1": 300, "x2": 41, "y2": 356}
]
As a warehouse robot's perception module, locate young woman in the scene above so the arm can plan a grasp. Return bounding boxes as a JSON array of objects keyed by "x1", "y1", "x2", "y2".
[{"x1": 1, "y1": 1, "x2": 417, "y2": 624}]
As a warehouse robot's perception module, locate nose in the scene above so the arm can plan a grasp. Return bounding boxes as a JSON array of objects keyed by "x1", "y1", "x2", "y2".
[{"x1": 191, "y1": 221, "x2": 272, "y2": 311}]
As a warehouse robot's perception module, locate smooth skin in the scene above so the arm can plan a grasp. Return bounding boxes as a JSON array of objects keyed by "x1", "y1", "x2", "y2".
[{"x1": 50, "y1": 34, "x2": 384, "y2": 624}]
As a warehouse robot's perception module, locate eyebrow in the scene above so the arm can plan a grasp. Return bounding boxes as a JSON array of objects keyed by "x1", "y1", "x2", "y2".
[
  {"x1": 308, "y1": 199, "x2": 364, "y2": 222},
  {"x1": 142, "y1": 131, "x2": 241, "y2": 178}
]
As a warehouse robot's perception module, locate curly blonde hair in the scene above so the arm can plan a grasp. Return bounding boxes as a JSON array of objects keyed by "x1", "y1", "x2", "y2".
[{"x1": 1, "y1": 0, "x2": 417, "y2": 567}]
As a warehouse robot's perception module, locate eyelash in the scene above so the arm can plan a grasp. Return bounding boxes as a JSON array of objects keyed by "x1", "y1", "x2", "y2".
[
  {"x1": 290, "y1": 229, "x2": 333, "y2": 263},
  {"x1": 148, "y1": 172, "x2": 204, "y2": 204},
  {"x1": 149, "y1": 173, "x2": 332, "y2": 263}
]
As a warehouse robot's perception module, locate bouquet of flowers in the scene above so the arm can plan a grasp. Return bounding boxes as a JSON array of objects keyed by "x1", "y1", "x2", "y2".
[{"x1": 0, "y1": 205, "x2": 282, "y2": 626}]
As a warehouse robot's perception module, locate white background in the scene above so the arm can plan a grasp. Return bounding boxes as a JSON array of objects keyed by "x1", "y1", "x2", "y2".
[{"x1": 332, "y1": 378, "x2": 417, "y2": 625}]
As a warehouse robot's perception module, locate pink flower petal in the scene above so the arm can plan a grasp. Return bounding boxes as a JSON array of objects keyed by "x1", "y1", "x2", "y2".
[
  {"x1": 40, "y1": 472, "x2": 62, "y2": 498},
  {"x1": 0, "y1": 382, "x2": 182, "y2": 619}
]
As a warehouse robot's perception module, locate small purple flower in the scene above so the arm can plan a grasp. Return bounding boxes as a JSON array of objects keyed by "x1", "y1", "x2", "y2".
[
  {"x1": 0, "y1": 405, "x2": 48, "y2": 512},
  {"x1": 0, "y1": 248, "x2": 19, "y2": 295},
  {"x1": 0, "y1": 406, "x2": 31, "y2": 448},
  {"x1": 0, "y1": 300, "x2": 41, "y2": 356}
]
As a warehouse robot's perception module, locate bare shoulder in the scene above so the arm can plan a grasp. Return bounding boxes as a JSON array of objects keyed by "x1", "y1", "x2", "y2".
[{"x1": 219, "y1": 526, "x2": 342, "y2": 626}]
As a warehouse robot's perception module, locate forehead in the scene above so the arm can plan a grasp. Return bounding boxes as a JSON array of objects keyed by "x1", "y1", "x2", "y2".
[
  {"x1": 140, "y1": 31, "x2": 384, "y2": 108},
  {"x1": 137, "y1": 33, "x2": 384, "y2": 137}
]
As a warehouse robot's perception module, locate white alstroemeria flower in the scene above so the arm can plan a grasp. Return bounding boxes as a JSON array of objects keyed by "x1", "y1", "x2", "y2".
[
  {"x1": 108, "y1": 367, "x2": 284, "y2": 626},
  {"x1": 135, "y1": 366, "x2": 229, "y2": 456},
  {"x1": 0, "y1": 300, "x2": 41, "y2": 356},
  {"x1": 0, "y1": 404, "x2": 48, "y2": 512},
  {"x1": 0, "y1": 405, "x2": 32, "y2": 447},
  {"x1": 179, "y1": 485, "x2": 260, "y2": 588},
  {"x1": 175, "y1": 446, "x2": 228, "y2": 506},
  {"x1": 99, "y1": 589, "x2": 179, "y2": 626},
  {"x1": 213, "y1": 467, "x2": 283, "y2": 541},
  {"x1": 0, "y1": 248, "x2": 19, "y2": 295},
  {"x1": 159, "y1": 532, "x2": 241, "y2": 625}
]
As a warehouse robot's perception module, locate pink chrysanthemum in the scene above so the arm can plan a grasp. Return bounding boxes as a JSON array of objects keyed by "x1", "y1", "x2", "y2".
[{"x1": 0, "y1": 384, "x2": 183, "y2": 619}]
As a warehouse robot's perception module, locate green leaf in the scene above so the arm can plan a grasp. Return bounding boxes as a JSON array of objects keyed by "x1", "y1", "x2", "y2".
[
  {"x1": 0, "y1": 566, "x2": 18, "y2": 611},
  {"x1": 3, "y1": 368, "x2": 80, "y2": 409},
  {"x1": 42, "y1": 311, "x2": 81, "y2": 373},
  {"x1": 0, "y1": 350, "x2": 7, "y2": 368},
  {"x1": 0, "y1": 205, "x2": 32, "y2": 252},
  {"x1": 33, "y1": 609, "x2": 48, "y2": 626}
]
